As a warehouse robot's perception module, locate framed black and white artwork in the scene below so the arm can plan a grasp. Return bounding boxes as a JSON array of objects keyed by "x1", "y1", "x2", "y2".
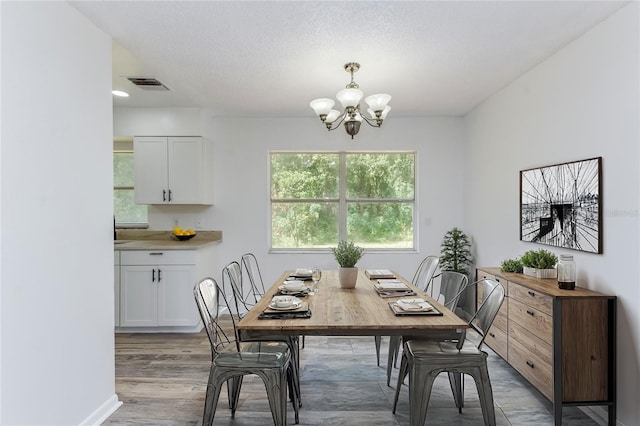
[{"x1": 520, "y1": 157, "x2": 602, "y2": 254}]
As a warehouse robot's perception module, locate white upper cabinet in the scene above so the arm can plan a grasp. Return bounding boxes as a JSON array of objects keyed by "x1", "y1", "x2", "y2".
[{"x1": 134, "y1": 136, "x2": 213, "y2": 204}]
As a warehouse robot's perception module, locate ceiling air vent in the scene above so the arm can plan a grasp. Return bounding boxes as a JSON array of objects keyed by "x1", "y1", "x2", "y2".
[{"x1": 126, "y1": 77, "x2": 170, "y2": 91}]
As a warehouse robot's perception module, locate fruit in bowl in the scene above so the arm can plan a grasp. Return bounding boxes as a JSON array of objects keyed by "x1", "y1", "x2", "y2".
[{"x1": 172, "y1": 226, "x2": 196, "y2": 241}]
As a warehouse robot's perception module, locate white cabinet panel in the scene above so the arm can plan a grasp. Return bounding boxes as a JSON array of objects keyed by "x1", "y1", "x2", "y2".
[
  {"x1": 134, "y1": 136, "x2": 212, "y2": 205},
  {"x1": 120, "y1": 265, "x2": 158, "y2": 327},
  {"x1": 157, "y1": 265, "x2": 197, "y2": 326}
]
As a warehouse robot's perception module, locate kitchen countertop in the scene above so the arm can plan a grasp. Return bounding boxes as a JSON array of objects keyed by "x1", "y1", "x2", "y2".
[{"x1": 114, "y1": 230, "x2": 222, "y2": 250}]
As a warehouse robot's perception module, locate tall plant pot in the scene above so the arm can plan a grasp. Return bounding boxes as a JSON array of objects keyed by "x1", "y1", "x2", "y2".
[{"x1": 339, "y1": 267, "x2": 358, "y2": 289}]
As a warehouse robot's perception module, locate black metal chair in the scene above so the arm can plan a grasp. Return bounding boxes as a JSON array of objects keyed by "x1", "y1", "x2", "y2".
[
  {"x1": 223, "y1": 260, "x2": 302, "y2": 410},
  {"x1": 392, "y1": 279, "x2": 505, "y2": 426},
  {"x1": 194, "y1": 277, "x2": 297, "y2": 425},
  {"x1": 386, "y1": 270, "x2": 467, "y2": 386},
  {"x1": 374, "y1": 256, "x2": 441, "y2": 367}
]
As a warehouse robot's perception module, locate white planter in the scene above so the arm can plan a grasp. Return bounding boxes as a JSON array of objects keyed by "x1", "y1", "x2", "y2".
[
  {"x1": 536, "y1": 268, "x2": 557, "y2": 279},
  {"x1": 523, "y1": 266, "x2": 537, "y2": 277},
  {"x1": 338, "y1": 267, "x2": 359, "y2": 289}
]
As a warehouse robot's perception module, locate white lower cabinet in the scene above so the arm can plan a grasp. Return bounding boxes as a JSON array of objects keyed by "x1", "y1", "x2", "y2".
[{"x1": 118, "y1": 245, "x2": 218, "y2": 331}]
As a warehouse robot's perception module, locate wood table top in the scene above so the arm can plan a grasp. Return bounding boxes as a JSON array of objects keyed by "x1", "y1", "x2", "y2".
[{"x1": 236, "y1": 269, "x2": 467, "y2": 340}]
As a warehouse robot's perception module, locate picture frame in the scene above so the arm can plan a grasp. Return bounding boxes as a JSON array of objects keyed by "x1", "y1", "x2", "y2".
[{"x1": 520, "y1": 157, "x2": 602, "y2": 254}]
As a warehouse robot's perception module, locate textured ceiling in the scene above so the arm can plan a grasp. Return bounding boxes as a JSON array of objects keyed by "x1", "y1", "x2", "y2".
[{"x1": 70, "y1": 1, "x2": 628, "y2": 117}]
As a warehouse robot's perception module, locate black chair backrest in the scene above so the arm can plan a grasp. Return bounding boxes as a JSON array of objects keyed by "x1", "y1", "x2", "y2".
[
  {"x1": 241, "y1": 253, "x2": 266, "y2": 299},
  {"x1": 412, "y1": 256, "x2": 439, "y2": 292},
  {"x1": 467, "y1": 279, "x2": 505, "y2": 349}
]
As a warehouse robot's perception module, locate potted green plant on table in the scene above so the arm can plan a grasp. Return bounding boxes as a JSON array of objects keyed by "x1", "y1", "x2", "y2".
[{"x1": 332, "y1": 240, "x2": 365, "y2": 288}]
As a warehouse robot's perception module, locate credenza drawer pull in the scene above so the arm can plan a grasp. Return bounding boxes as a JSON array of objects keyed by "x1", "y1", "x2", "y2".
[
  {"x1": 526, "y1": 361, "x2": 535, "y2": 368},
  {"x1": 489, "y1": 332, "x2": 495, "y2": 338},
  {"x1": 526, "y1": 310, "x2": 535, "y2": 316},
  {"x1": 528, "y1": 291, "x2": 535, "y2": 296}
]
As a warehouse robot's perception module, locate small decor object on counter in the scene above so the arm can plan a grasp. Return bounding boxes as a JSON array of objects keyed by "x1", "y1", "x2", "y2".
[
  {"x1": 557, "y1": 254, "x2": 576, "y2": 290},
  {"x1": 332, "y1": 240, "x2": 365, "y2": 289},
  {"x1": 172, "y1": 226, "x2": 196, "y2": 241}
]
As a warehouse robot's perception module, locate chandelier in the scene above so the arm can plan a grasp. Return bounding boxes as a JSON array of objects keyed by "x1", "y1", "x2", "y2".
[{"x1": 310, "y1": 62, "x2": 391, "y2": 139}]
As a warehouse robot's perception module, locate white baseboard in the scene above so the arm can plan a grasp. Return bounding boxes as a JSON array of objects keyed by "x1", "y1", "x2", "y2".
[{"x1": 79, "y1": 394, "x2": 122, "y2": 425}]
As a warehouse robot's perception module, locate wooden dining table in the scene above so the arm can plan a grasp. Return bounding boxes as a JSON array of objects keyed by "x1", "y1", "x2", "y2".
[{"x1": 236, "y1": 269, "x2": 467, "y2": 341}]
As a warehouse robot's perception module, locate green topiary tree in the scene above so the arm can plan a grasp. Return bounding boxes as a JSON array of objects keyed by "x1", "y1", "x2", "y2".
[{"x1": 440, "y1": 227, "x2": 472, "y2": 277}]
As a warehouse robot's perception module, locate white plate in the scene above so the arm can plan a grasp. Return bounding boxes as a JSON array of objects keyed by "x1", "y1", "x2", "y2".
[
  {"x1": 278, "y1": 286, "x2": 307, "y2": 294},
  {"x1": 268, "y1": 301, "x2": 303, "y2": 311},
  {"x1": 294, "y1": 268, "x2": 313, "y2": 276},
  {"x1": 281, "y1": 281, "x2": 306, "y2": 290}
]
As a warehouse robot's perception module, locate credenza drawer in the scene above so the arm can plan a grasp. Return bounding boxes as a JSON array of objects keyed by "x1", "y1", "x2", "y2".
[
  {"x1": 509, "y1": 281, "x2": 552, "y2": 315},
  {"x1": 509, "y1": 298, "x2": 552, "y2": 345},
  {"x1": 509, "y1": 321, "x2": 552, "y2": 367},
  {"x1": 509, "y1": 334, "x2": 553, "y2": 400},
  {"x1": 485, "y1": 324, "x2": 507, "y2": 360}
]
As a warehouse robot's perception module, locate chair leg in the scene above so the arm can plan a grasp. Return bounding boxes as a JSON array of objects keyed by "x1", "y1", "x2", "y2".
[
  {"x1": 374, "y1": 336, "x2": 382, "y2": 366},
  {"x1": 288, "y1": 337, "x2": 302, "y2": 407},
  {"x1": 386, "y1": 335, "x2": 402, "y2": 386},
  {"x1": 228, "y1": 376, "x2": 244, "y2": 414},
  {"x1": 204, "y1": 367, "x2": 225, "y2": 425},
  {"x1": 448, "y1": 371, "x2": 464, "y2": 413},
  {"x1": 472, "y1": 361, "x2": 496, "y2": 426},
  {"x1": 287, "y1": 363, "x2": 300, "y2": 424},
  {"x1": 408, "y1": 364, "x2": 439, "y2": 426},
  {"x1": 259, "y1": 367, "x2": 288, "y2": 426},
  {"x1": 392, "y1": 351, "x2": 409, "y2": 413}
]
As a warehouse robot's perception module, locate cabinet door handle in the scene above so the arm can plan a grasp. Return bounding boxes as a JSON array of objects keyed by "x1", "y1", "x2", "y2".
[
  {"x1": 149, "y1": 252, "x2": 164, "y2": 256},
  {"x1": 157, "y1": 268, "x2": 162, "y2": 282},
  {"x1": 152, "y1": 269, "x2": 156, "y2": 282},
  {"x1": 163, "y1": 190, "x2": 167, "y2": 202},
  {"x1": 528, "y1": 291, "x2": 535, "y2": 296},
  {"x1": 489, "y1": 332, "x2": 495, "y2": 338},
  {"x1": 168, "y1": 190, "x2": 172, "y2": 202},
  {"x1": 526, "y1": 310, "x2": 534, "y2": 316},
  {"x1": 526, "y1": 361, "x2": 535, "y2": 369}
]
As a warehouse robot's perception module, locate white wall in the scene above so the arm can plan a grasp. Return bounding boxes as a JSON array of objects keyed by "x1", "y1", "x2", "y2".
[
  {"x1": 464, "y1": 3, "x2": 639, "y2": 425},
  {"x1": 1, "y1": 2, "x2": 120, "y2": 424},
  {"x1": 203, "y1": 116, "x2": 466, "y2": 284}
]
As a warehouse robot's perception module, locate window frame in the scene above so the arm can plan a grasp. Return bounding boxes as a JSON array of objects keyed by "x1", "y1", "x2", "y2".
[{"x1": 269, "y1": 150, "x2": 417, "y2": 253}]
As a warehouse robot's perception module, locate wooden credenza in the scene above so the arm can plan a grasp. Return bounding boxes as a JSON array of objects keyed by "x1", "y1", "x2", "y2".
[{"x1": 476, "y1": 267, "x2": 616, "y2": 426}]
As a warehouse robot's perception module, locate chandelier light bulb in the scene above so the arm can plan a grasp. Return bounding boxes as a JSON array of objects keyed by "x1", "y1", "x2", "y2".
[
  {"x1": 309, "y1": 98, "x2": 335, "y2": 118},
  {"x1": 365, "y1": 94, "x2": 391, "y2": 112},
  {"x1": 336, "y1": 88, "x2": 364, "y2": 109}
]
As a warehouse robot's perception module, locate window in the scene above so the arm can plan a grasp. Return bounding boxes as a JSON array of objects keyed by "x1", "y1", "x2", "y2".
[
  {"x1": 114, "y1": 151, "x2": 147, "y2": 225},
  {"x1": 270, "y1": 152, "x2": 415, "y2": 250}
]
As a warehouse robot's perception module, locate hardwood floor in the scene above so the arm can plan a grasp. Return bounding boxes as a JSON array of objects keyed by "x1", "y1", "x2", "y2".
[{"x1": 105, "y1": 317, "x2": 603, "y2": 425}]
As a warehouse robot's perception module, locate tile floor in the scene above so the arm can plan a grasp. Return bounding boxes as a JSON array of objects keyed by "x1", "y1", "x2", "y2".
[{"x1": 209, "y1": 335, "x2": 604, "y2": 426}]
